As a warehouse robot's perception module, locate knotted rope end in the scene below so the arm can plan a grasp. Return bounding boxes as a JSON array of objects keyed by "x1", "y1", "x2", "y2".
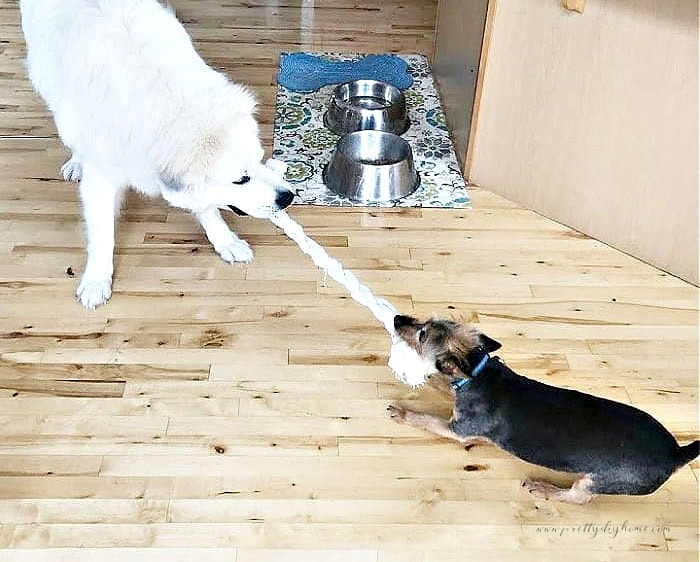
[{"x1": 388, "y1": 338, "x2": 432, "y2": 387}]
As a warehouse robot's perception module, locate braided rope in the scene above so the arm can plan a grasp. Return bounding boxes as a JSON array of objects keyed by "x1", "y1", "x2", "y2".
[
  {"x1": 263, "y1": 157, "x2": 431, "y2": 386},
  {"x1": 269, "y1": 211, "x2": 396, "y2": 330},
  {"x1": 269, "y1": 209, "x2": 432, "y2": 387}
]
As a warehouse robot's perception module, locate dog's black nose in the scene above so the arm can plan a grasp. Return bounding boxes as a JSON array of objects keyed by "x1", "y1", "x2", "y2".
[
  {"x1": 275, "y1": 190, "x2": 295, "y2": 209},
  {"x1": 394, "y1": 315, "x2": 413, "y2": 329}
]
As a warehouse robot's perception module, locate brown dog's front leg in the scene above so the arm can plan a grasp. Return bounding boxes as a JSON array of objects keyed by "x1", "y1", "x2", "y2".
[{"x1": 388, "y1": 404, "x2": 466, "y2": 443}]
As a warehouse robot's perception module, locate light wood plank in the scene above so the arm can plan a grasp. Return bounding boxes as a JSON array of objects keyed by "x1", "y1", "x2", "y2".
[{"x1": 0, "y1": 0, "x2": 696, "y2": 558}]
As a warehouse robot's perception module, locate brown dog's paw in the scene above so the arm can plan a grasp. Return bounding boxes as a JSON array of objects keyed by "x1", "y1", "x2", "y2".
[
  {"x1": 387, "y1": 404, "x2": 407, "y2": 423},
  {"x1": 522, "y1": 477, "x2": 539, "y2": 491},
  {"x1": 522, "y1": 478, "x2": 551, "y2": 499}
]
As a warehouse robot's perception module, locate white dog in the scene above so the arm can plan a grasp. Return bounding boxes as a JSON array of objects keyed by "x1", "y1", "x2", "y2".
[{"x1": 20, "y1": 0, "x2": 294, "y2": 308}]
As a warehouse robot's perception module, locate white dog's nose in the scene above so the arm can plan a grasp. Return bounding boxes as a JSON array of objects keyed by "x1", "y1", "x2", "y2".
[{"x1": 275, "y1": 190, "x2": 295, "y2": 209}]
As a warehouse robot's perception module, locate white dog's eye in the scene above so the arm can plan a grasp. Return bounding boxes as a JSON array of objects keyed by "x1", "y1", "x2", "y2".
[{"x1": 232, "y1": 175, "x2": 250, "y2": 185}]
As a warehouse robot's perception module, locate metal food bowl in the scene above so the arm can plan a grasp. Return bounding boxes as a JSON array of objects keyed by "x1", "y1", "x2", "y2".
[
  {"x1": 323, "y1": 130, "x2": 420, "y2": 202},
  {"x1": 324, "y1": 79, "x2": 410, "y2": 136}
]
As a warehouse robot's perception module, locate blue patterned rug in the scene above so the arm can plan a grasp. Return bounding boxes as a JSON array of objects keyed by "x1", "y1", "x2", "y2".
[{"x1": 272, "y1": 53, "x2": 470, "y2": 208}]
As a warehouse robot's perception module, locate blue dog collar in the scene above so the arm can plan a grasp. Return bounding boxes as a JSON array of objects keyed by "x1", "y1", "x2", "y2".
[
  {"x1": 450, "y1": 353, "x2": 490, "y2": 391},
  {"x1": 471, "y1": 354, "x2": 489, "y2": 376},
  {"x1": 451, "y1": 378, "x2": 471, "y2": 391}
]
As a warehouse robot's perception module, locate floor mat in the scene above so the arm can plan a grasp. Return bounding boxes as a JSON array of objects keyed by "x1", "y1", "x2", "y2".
[{"x1": 273, "y1": 53, "x2": 471, "y2": 208}]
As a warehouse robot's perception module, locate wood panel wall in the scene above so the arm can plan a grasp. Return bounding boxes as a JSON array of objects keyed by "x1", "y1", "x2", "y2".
[{"x1": 467, "y1": 0, "x2": 699, "y2": 284}]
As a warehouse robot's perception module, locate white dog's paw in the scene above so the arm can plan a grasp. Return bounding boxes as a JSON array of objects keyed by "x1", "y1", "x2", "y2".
[
  {"x1": 76, "y1": 276, "x2": 112, "y2": 309},
  {"x1": 61, "y1": 157, "x2": 82, "y2": 182},
  {"x1": 214, "y1": 238, "x2": 254, "y2": 264}
]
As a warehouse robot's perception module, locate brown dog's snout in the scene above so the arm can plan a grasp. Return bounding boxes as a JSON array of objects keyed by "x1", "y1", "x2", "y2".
[{"x1": 393, "y1": 315, "x2": 415, "y2": 330}]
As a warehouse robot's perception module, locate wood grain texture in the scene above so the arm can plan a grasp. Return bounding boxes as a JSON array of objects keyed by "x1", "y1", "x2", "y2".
[
  {"x1": 0, "y1": 0, "x2": 698, "y2": 559},
  {"x1": 562, "y1": 0, "x2": 587, "y2": 14}
]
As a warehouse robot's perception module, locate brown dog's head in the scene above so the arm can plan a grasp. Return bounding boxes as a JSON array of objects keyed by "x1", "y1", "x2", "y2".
[{"x1": 393, "y1": 315, "x2": 501, "y2": 377}]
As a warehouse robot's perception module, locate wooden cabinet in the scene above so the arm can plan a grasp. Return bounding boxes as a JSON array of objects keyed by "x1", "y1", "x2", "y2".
[
  {"x1": 432, "y1": 0, "x2": 489, "y2": 168},
  {"x1": 439, "y1": 0, "x2": 699, "y2": 284}
]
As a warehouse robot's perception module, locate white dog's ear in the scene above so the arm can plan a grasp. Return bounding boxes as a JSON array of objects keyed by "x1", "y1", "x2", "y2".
[
  {"x1": 163, "y1": 128, "x2": 225, "y2": 184},
  {"x1": 159, "y1": 173, "x2": 187, "y2": 192},
  {"x1": 188, "y1": 131, "x2": 224, "y2": 177},
  {"x1": 159, "y1": 135, "x2": 219, "y2": 193}
]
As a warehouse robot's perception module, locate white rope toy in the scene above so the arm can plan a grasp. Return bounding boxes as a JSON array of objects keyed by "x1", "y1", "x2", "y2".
[{"x1": 264, "y1": 158, "x2": 432, "y2": 386}]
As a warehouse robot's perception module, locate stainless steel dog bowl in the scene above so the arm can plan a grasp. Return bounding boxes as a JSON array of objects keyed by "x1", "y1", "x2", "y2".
[
  {"x1": 324, "y1": 79, "x2": 410, "y2": 136},
  {"x1": 323, "y1": 130, "x2": 420, "y2": 202}
]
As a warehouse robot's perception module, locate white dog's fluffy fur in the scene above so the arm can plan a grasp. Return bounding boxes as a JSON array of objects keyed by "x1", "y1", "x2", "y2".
[{"x1": 20, "y1": 0, "x2": 294, "y2": 308}]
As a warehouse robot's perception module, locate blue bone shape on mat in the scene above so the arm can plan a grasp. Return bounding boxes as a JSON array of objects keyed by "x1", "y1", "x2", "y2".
[{"x1": 277, "y1": 53, "x2": 414, "y2": 92}]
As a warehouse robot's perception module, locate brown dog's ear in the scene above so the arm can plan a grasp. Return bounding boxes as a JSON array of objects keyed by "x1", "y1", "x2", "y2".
[
  {"x1": 435, "y1": 354, "x2": 467, "y2": 377},
  {"x1": 393, "y1": 315, "x2": 417, "y2": 330},
  {"x1": 479, "y1": 334, "x2": 502, "y2": 353}
]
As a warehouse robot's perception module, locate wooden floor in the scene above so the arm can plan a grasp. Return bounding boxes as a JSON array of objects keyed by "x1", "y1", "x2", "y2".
[{"x1": 0, "y1": 0, "x2": 698, "y2": 560}]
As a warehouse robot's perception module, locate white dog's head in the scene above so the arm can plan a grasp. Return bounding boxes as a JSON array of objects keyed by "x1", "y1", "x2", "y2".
[{"x1": 159, "y1": 92, "x2": 295, "y2": 218}]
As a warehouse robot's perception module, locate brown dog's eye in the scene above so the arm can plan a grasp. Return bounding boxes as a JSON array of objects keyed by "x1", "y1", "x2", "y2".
[
  {"x1": 418, "y1": 329, "x2": 427, "y2": 343},
  {"x1": 232, "y1": 175, "x2": 250, "y2": 185}
]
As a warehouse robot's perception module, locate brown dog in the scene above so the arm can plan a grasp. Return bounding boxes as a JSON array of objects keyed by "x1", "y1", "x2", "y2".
[{"x1": 389, "y1": 315, "x2": 699, "y2": 504}]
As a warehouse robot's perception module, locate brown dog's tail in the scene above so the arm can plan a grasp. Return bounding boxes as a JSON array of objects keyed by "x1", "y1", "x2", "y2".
[{"x1": 676, "y1": 440, "x2": 700, "y2": 467}]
